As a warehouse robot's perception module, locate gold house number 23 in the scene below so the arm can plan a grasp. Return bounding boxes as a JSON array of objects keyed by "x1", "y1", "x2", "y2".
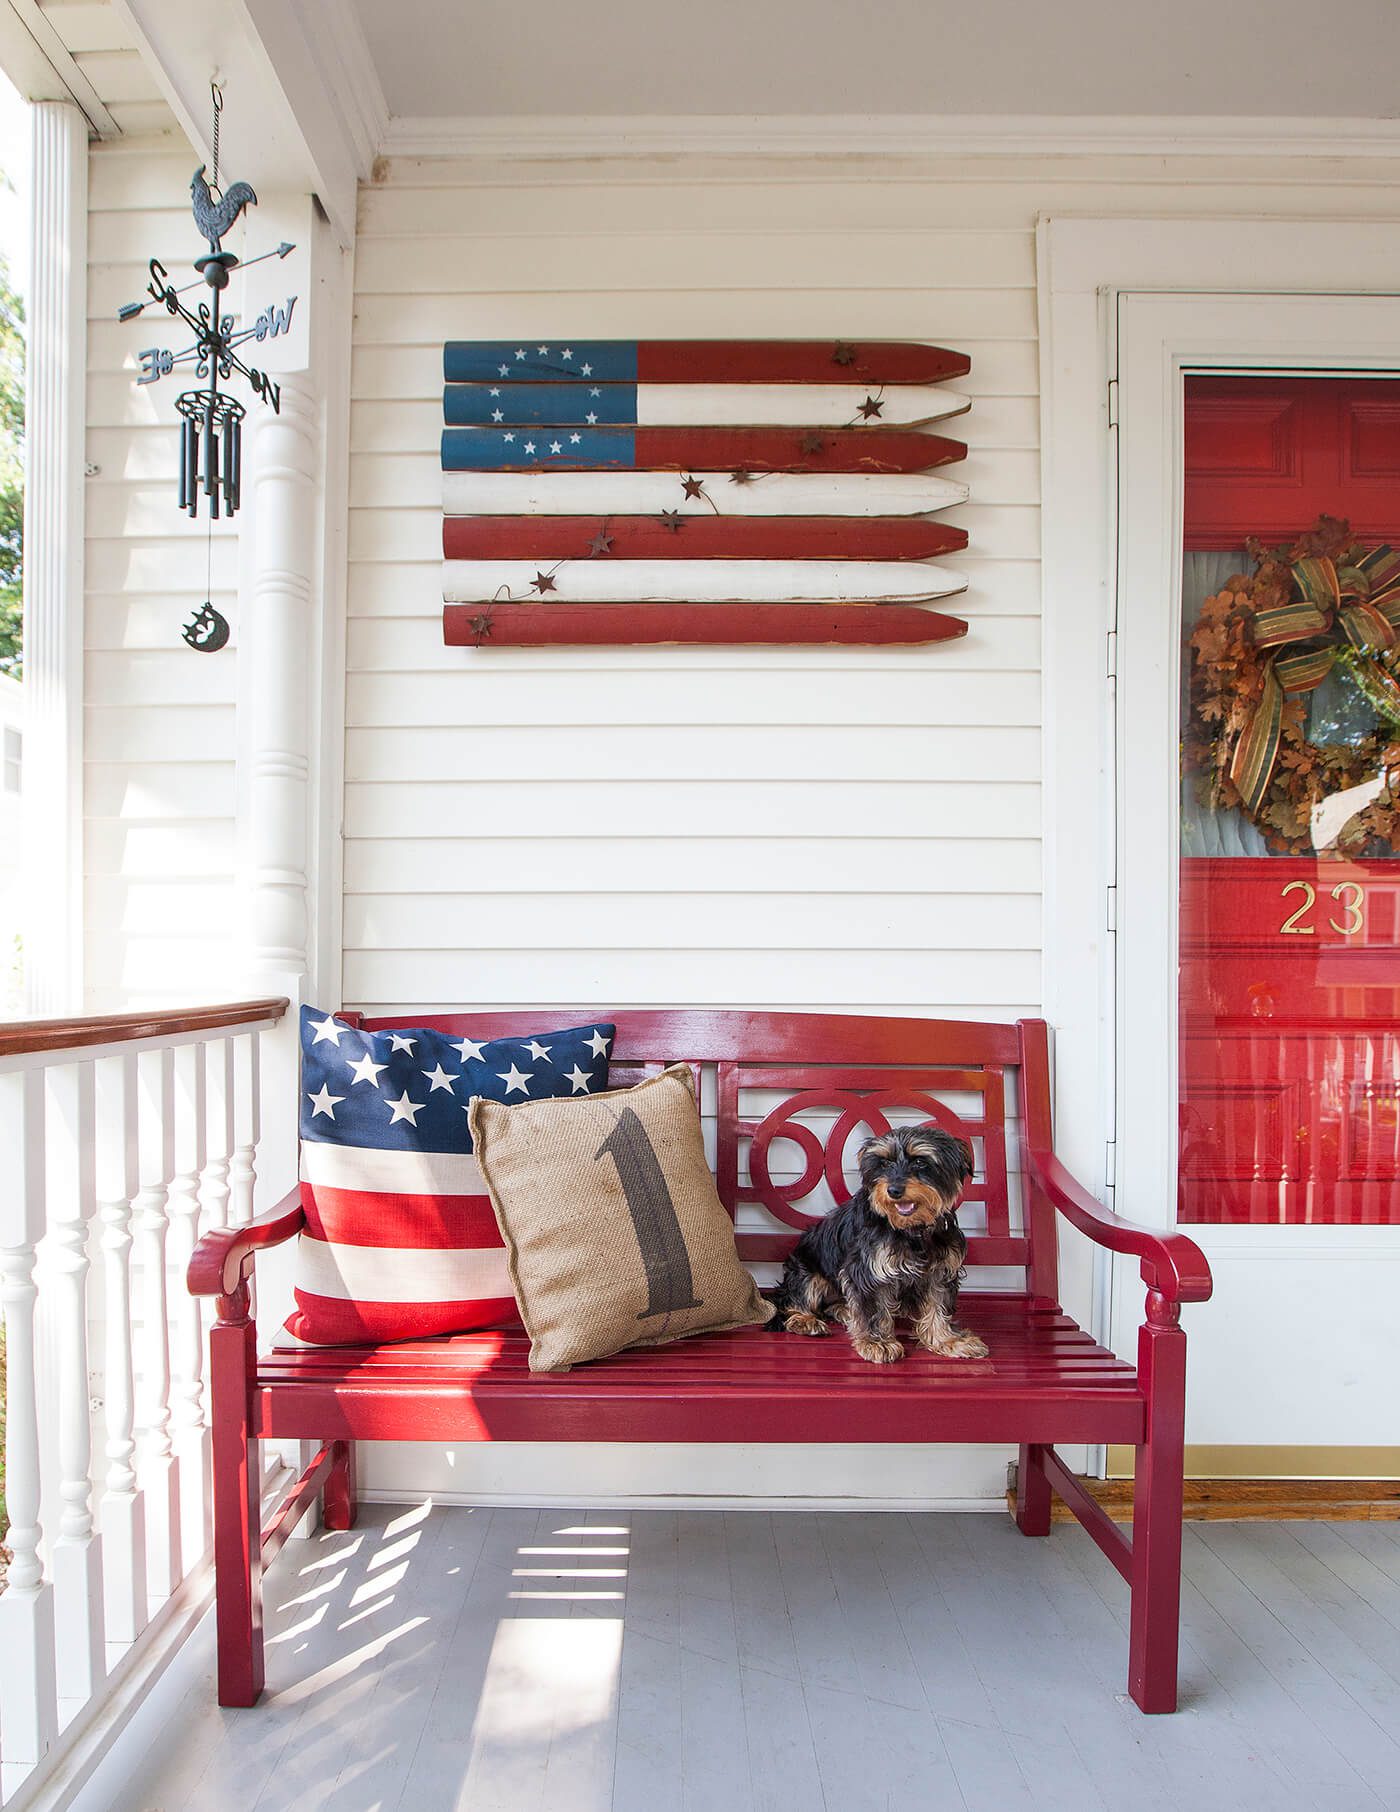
[{"x1": 1279, "y1": 879, "x2": 1365, "y2": 936}]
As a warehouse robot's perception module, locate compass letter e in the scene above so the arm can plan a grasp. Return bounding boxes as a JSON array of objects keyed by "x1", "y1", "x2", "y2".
[{"x1": 595, "y1": 1108, "x2": 703, "y2": 1320}]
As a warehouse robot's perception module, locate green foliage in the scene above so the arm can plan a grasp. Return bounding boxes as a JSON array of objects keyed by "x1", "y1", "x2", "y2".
[{"x1": 0, "y1": 242, "x2": 22, "y2": 681}]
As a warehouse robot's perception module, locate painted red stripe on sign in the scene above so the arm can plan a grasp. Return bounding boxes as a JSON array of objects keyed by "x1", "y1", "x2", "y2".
[
  {"x1": 284, "y1": 1294, "x2": 521, "y2": 1347},
  {"x1": 633, "y1": 341, "x2": 971, "y2": 384},
  {"x1": 301, "y1": 1187, "x2": 503, "y2": 1250},
  {"x1": 444, "y1": 601, "x2": 970, "y2": 647},
  {"x1": 609, "y1": 428, "x2": 964, "y2": 473},
  {"x1": 441, "y1": 516, "x2": 969, "y2": 562}
]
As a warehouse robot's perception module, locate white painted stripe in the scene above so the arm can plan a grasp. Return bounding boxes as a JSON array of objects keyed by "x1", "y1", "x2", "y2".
[
  {"x1": 294, "y1": 1235, "x2": 513, "y2": 1304},
  {"x1": 300, "y1": 1141, "x2": 486, "y2": 1196},
  {"x1": 441, "y1": 471, "x2": 969, "y2": 517},
  {"x1": 634, "y1": 384, "x2": 971, "y2": 427},
  {"x1": 442, "y1": 557, "x2": 968, "y2": 603}
]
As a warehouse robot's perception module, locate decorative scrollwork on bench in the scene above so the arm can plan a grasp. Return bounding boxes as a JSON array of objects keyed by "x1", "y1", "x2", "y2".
[{"x1": 743, "y1": 1087, "x2": 980, "y2": 1228}]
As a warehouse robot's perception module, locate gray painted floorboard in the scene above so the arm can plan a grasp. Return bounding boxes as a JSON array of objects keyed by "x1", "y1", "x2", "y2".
[{"x1": 71, "y1": 1505, "x2": 1400, "y2": 1812}]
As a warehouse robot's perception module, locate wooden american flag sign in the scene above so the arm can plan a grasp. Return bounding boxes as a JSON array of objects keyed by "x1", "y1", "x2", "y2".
[{"x1": 439, "y1": 339, "x2": 973, "y2": 647}]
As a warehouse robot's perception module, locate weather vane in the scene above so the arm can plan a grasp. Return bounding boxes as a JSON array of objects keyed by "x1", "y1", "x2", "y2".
[{"x1": 116, "y1": 80, "x2": 297, "y2": 524}]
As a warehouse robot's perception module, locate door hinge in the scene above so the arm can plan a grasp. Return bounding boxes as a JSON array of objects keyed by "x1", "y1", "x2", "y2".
[
  {"x1": 1106, "y1": 626, "x2": 1118, "y2": 679},
  {"x1": 1107, "y1": 376, "x2": 1120, "y2": 430},
  {"x1": 1104, "y1": 1139, "x2": 1117, "y2": 1191},
  {"x1": 1106, "y1": 884, "x2": 1117, "y2": 932}
]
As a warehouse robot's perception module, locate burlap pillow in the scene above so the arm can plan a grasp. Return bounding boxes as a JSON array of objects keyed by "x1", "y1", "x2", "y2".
[{"x1": 469, "y1": 1064, "x2": 773, "y2": 1371}]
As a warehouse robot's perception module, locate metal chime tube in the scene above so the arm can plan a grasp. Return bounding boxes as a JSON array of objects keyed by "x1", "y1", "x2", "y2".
[
  {"x1": 228, "y1": 415, "x2": 241, "y2": 516},
  {"x1": 203, "y1": 410, "x2": 217, "y2": 511},
  {"x1": 178, "y1": 416, "x2": 193, "y2": 514},
  {"x1": 221, "y1": 414, "x2": 237, "y2": 517}
]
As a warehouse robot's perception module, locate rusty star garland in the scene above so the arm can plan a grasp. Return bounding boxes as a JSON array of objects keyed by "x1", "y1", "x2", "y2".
[
  {"x1": 658, "y1": 510, "x2": 686, "y2": 533},
  {"x1": 798, "y1": 432, "x2": 827, "y2": 454},
  {"x1": 729, "y1": 468, "x2": 755, "y2": 485},
  {"x1": 468, "y1": 613, "x2": 494, "y2": 641},
  {"x1": 680, "y1": 475, "x2": 707, "y2": 500},
  {"x1": 530, "y1": 571, "x2": 557, "y2": 594},
  {"x1": 585, "y1": 529, "x2": 614, "y2": 556},
  {"x1": 857, "y1": 394, "x2": 884, "y2": 420},
  {"x1": 832, "y1": 341, "x2": 858, "y2": 366}
]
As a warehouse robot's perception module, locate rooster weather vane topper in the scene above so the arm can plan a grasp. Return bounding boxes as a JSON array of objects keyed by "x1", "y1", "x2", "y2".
[{"x1": 117, "y1": 81, "x2": 298, "y2": 524}]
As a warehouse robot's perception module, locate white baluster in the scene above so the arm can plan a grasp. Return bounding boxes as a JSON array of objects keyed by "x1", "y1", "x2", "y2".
[
  {"x1": 202, "y1": 1037, "x2": 235, "y2": 1233},
  {"x1": 44, "y1": 1060, "x2": 106, "y2": 1704},
  {"x1": 96, "y1": 1051, "x2": 146, "y2": 1644},
  {"x1": 169, "y1": 1042, "x2": 210, "y2": 1565},
  {"x1": 133, "y1": 1045, "x2": 181, "y2": 1601},
  {"x1": 0, "y1": 1068, "x2": 60, "y2": 1766},
  {"x1": 229, "y1": 1031, "x2": 260, "y2": 1229}
]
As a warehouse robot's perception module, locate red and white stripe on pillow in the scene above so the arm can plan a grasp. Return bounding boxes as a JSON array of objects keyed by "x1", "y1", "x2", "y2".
[{"x1": 279, "y1": 1143, "x2": 519, "y2": 1347}]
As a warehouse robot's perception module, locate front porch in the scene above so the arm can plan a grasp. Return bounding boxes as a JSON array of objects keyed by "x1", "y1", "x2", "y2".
[
  {"x1": 3, "y1": 0, "x2": 1400, "y2": 1803},
  {"x1": 71, "y1": 1501, "x2": 1400, "y2": 1812}
]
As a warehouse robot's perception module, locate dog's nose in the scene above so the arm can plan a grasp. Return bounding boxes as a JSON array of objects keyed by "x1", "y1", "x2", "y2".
[{"x1": 888, "y1": 1182, "x2": 905, "y2": 1199}]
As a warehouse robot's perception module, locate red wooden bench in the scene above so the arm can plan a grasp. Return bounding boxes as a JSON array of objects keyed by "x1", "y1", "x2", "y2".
[{"x1": 189, "y1": 1010, "x2": 1212, "y2": 1713}]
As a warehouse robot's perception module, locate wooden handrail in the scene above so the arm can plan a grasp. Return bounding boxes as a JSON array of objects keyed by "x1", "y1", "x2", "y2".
[{"x1": 0, "y1": 996, "x2": 289, "y2": 1058}]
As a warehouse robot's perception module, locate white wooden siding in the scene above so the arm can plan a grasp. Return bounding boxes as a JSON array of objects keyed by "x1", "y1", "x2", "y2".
[
  {"x1": 346, "y1": 166, "x2": 1046, "y2": 1020},
  {"x1": 83, "y1": 139, "x2": 242, "y2": 1011}
]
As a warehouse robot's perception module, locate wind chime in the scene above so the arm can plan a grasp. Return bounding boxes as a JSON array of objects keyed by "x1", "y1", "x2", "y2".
[{"x1": 116, "y1": 83, "x2": 299, "y2": 648}]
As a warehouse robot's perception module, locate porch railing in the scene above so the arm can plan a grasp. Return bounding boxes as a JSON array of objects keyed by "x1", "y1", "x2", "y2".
[{"x1": 0, "y1": 998, "x2": 288, "y2": 1809}]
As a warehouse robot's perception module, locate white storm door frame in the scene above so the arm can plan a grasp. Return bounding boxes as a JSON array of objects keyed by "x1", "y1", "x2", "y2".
[{"x1": 1039, "y1": 221, "x2": 1400, "y2": 1424}]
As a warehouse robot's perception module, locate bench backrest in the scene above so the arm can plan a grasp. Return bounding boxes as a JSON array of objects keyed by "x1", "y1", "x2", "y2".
[{"x1": 352, "y1": 1009, "x2": 1058, "y2": 1303}]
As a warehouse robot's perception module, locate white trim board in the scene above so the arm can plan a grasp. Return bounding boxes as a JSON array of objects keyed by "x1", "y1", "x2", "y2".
[
  {"x1": 382, "y1": 112, "x2": 1400, "y2": 163},
  {"x1": 1038, "y1": 217, "x2": 1400, "y2": 1389}
]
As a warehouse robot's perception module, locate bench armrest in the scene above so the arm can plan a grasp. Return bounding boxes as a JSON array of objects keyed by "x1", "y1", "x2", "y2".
[
  {"x1": 188, "y1": 1185, "x2": 306, "y2": 1300},
  {"x1": 1027, "y1": 1149, "x2": 1213, "y2": 1306}
]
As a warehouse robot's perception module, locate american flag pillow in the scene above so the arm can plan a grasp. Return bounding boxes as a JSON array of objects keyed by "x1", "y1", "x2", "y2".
[{"x1": 282, "y1": 1007, "x2": 615, "y2": 1347}]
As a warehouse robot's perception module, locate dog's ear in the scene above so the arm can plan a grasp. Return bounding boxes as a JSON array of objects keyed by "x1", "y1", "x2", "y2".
[{"x1": 955, "y1": 1135, "x2": 975, "y2": 1181}]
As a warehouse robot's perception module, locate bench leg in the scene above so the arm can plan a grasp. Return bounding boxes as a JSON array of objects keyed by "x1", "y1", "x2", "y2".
[
  {"x1": 1128, "y1": 1293, "x2": 1187, "y2": 1714},
  {"x1": 1014, "y1": 1442, "x2": 1052, "y2": 1535},
  {"x1": 323, "y1": 1439, "x2": 358, "y2": 1531},
  {"x1": 210, "y1": 1290, "x2": 264, "y2": 1707}
]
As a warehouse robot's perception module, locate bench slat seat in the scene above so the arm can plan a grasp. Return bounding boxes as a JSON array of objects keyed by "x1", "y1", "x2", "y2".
[
  {"x1": 256, "y1": 1297, "x2": 1144, "y2": 1447},
  {"x1": 190, "y1": 1009, "x2": 1210, "y2": 1716}
]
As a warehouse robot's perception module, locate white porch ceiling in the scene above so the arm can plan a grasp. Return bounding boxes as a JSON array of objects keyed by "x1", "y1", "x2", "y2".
[{"x1": 351, "y1": 0, "x2": 1400, "y2": 123}]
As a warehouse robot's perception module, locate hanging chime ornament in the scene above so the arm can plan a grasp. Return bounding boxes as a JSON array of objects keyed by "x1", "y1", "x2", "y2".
[{"x1": 116, "y1": 82, "x2": 297, "y2": 522}]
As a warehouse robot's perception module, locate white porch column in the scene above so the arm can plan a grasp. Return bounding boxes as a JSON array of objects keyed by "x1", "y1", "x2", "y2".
[
  {"x1": 240, "y1": 374, "x2": 318, "y2": 988},
  {"x1": 23, "y1": 101, "x2": 87, "y2": 1014},
  {"x1": 236, "y1": 371, "x2": 321, "y2": 1216}
]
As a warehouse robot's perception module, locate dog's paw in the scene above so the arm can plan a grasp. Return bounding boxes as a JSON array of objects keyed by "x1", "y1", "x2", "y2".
[
  {"x1": 852, "y1": 1335, "x2": 905, "y2": 1364},
  {"x1": 932, "y1": 1331, "x2": 989, "y2": 1360},
  {"x1": 784, "y1": 1310, "x2": 829, "y2": 1337}
]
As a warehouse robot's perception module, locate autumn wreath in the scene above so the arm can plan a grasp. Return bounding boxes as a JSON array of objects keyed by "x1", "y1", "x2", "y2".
[{"x1": 1182, "y1": 516, "x2": 1400, "y2": 856}]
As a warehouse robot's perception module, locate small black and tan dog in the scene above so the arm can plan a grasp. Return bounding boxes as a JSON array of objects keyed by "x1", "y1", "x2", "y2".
[{"x1": 773, "y1": 1124, "x2": 989, "y2": 1363}]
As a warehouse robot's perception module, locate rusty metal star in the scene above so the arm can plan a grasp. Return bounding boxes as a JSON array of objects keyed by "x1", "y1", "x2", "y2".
[
  {"x1": 799, "y1": 432, "x2": 827, "y2": 454},
  {"x1": 729, "y1": 468, "x2": 755, "y2": 485},
  {"x1": 857, "y1": 394, "x2": 884, "y2": 420},
  {"x1": 658, "y1": 510, "x2": 686, "y2": 532},
  {"x1": 832, "y1": 341, "x2": 858, "y2": 366},
  {"x1": 681, "y1": 475, "x2": 706, "y2": 499},
  {"x1": 468, "y1": 613, "x2": 494, "y2": 640},
  {"x1": 586, "y1": 530, "x2": 614, "y2": 556},
  {"x1": 530, "y1": 571, "x2": 557, "y2": 594}
]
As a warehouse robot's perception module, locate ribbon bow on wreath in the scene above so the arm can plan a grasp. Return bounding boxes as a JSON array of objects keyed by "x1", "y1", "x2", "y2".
[{"x1": 1227, "y1": 538, "x2": 1400, "y2": 813}]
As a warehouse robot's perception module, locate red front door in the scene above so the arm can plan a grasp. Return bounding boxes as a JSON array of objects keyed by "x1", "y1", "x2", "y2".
[{"x1": 1178, "y1": 375, "x2": 1400, "y2": 1226}]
